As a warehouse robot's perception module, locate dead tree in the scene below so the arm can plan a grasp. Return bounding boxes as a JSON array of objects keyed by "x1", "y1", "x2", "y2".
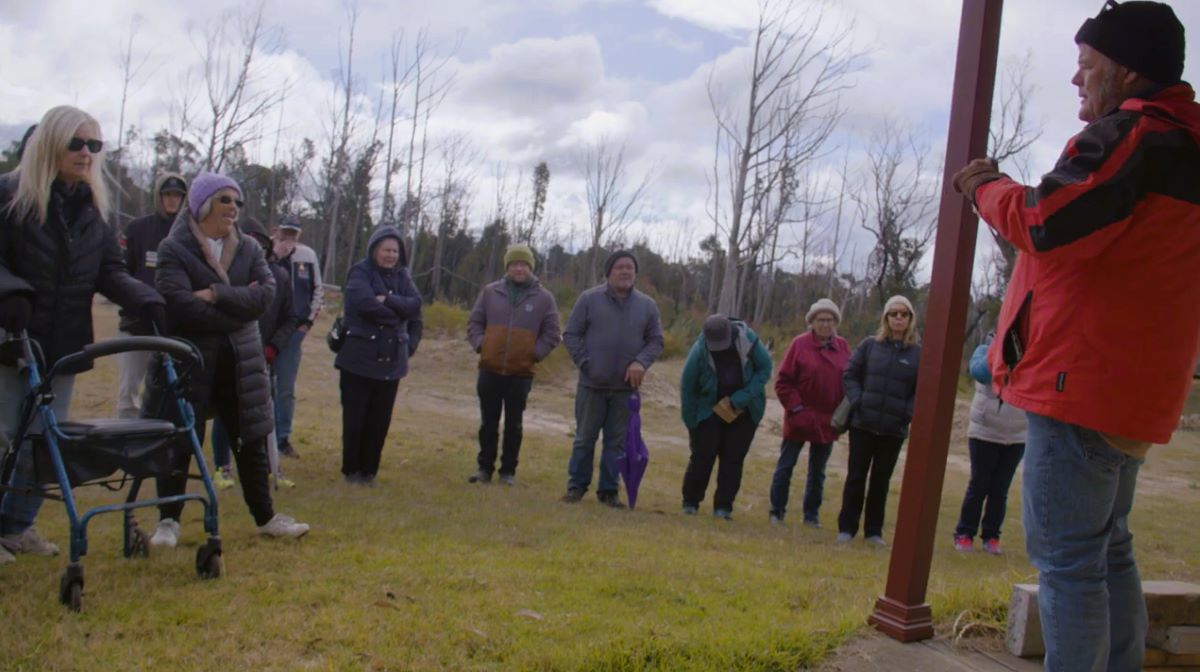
[
  {"x1": 854, "y1": 119, "x2": 939, "y2": 306},
  {"x1": 191, "y1": 0, "x2": 283, "y2": 172},
  {"x1": 431, "y1": 135, "x2": 478, "y2": 300},
  {"x1": 708, "y1": 0, "x2": 857, "y2": 316},
  {"x1": 321, "y1": 1, "x2": 361, "y2": 284},
  {"x1": 578, "y1": 137, "x2": 652, "y2": 285},
  {"x1": 113, "y1": 15, "x2": 154, "y2": 224},
  {"x1": 985, "y1": 53, "x2": 1042, "y2": 293}
]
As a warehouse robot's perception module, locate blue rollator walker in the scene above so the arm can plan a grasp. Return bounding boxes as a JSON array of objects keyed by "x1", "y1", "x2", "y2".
[{"x1": 0, "y1": 332, "x2": 222, "y2": 611}]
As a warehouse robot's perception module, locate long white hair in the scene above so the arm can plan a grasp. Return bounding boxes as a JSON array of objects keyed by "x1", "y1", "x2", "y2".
[{"x1": 5, "y1": 105, "x2": 110, "y2": 225}]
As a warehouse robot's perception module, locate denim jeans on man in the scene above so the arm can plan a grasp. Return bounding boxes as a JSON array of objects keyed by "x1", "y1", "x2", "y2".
[
  {"x1": 273, "y1": 329, "x2": 306, "y2": 441},
  {"x1": 476, "y1": 370, "x2": 534, "y2": 477},
  {"x1": 769, "y1": 439, "x2": 833, "y2": 523},
  {"x1": 566, "y1": 384, "x2": 630, "y2": 495},
  {"x1": 1023, "y1": 412, "x2": 1145, "y2": 672},
  {"x1": 0, "y1": 366, "x2": 74, "y2": 536}
]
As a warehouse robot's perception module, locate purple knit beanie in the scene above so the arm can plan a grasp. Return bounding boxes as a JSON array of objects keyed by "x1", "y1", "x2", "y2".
[{"x1": 188, "y1": 172, "x2": 242, "y2": 219}]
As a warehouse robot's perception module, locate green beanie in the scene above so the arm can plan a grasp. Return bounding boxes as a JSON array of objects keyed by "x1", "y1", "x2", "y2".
[{"x1": 504, "y1": 244, "x2": 536, "y2": 271}]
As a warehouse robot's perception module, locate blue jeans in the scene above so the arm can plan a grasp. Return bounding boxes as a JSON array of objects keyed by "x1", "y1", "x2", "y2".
[
  {"x1": 769, "y1": 439, "x2": 833, "y2": 522},
  {"x1": 0, "y1": 368, "x2": 74, "y2": 536},
  {"x1": 566, "y1": 384, "x2": 630, "y2": 495},
  {"x1": 1023, "y1": 412, "x2": 1145, "y2": 672},
  {"x1": 273, "y1": 329, "x2": 306, "y2": 440},
  {"x1": 955, "y1": 437, "x2": 1024, "y2": 541}
]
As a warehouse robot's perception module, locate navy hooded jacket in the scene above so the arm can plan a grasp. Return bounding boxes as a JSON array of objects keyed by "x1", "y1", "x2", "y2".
[{"x1": 333, "y1": 226, "x2": 422, "y2": 380}]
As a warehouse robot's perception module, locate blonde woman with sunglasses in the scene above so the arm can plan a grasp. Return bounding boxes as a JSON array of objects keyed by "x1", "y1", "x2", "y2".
[
  {"x1": 835, "y1": 295, "x2": 921, "y2": 547},
  {"x1": 0, "y1": 106, "x2": 166, "y2": 564}
]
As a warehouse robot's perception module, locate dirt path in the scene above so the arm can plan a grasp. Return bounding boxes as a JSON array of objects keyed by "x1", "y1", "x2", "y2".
[{"x1": 400, "y1": 334, "x2": 1200, "y2": 501}]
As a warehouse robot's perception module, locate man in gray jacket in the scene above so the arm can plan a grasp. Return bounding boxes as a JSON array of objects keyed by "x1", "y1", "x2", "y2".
[{"x1": 561, "y1": 250, "x2": 664, "y2": 507}]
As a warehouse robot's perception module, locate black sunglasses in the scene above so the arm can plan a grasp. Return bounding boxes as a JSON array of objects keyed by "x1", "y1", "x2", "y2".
[
  {"x1": 66, "y1": 137, "x2": 103, "y2": 153},
  {"x1": 218, "y1": 195, "x2": 245, "y2": 208}
]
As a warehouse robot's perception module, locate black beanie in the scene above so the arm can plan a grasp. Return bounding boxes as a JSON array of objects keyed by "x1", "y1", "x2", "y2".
[
  {"x1": 604, "y1": 250, "x2": 639, "y2": 277},
  {"x1": 1075, "y1": 1, "x2": 1185, "y2": 84}
]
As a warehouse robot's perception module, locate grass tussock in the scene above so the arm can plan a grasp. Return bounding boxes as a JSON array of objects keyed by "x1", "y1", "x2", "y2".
[{"x1": 1, "y1": 301, "x2": 1197, "y2": 670}]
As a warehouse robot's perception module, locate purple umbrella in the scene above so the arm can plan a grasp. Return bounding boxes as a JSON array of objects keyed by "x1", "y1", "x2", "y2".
[{"x1": 618, "y1": 392, "x2": 649, "y2": 509}]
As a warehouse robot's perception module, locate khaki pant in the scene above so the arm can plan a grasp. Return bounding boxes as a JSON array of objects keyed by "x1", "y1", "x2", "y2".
[{"x1": 115, "y1": 329, "x2": 151, "y2": 419}]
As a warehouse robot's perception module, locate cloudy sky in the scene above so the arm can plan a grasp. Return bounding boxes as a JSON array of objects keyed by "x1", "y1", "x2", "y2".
[{"x1": 2, "y1": 0, "x2": 1198, "y2": 274}]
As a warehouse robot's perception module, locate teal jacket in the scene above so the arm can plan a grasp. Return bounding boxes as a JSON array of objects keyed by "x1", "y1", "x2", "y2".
[{"x1": 679, "y1": 320, "x2": 773, "y2": 429}]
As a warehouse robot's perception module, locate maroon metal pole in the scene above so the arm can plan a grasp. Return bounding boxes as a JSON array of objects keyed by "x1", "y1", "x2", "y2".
[{"x1": 868, "y1": 0, "x2": 1004, "y2": 643}]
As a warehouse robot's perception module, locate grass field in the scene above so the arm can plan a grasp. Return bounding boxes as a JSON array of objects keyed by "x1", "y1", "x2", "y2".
[{"x1": 1, "y1": 300, "x2": 1197, "y2": 671}]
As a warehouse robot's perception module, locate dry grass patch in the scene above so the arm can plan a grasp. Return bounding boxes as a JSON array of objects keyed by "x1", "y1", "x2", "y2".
[{"x1": 0, "y1": 301, "x2": 1195, "y2": 670}]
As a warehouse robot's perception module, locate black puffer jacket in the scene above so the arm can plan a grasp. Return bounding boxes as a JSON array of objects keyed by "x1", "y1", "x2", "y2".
[
  {"x1": 148, "y1": 213, "x2": 276, "y2": 442},
  {"x1": 843, "y1": 336, "x2": 921, "y2": 438},
  {"x1": 0, "y1": 176, "x2": 163, "y2": 366},
  {"x1": 260, "y1": 259, "x2": 299, "y2": 355}
]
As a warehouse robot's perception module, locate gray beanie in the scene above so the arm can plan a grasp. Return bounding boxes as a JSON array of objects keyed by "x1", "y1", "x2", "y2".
[{"x1": 806, "y1": 298, "x2": 842, "y2": 324}]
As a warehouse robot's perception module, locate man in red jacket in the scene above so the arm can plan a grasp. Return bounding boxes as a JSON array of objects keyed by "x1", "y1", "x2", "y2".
[{"x1": 952, "y1": 3, "x2": 1199, "y2": 669}]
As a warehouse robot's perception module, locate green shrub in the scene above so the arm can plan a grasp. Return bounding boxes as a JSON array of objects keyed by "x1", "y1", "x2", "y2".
[{"x1": 423, "y1": 300, "x2": 470, "y2": 336}]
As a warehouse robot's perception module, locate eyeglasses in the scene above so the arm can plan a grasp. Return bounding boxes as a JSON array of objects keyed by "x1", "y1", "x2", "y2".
[
  {"x1": 887, "y1": 311, "x2": 912, "y2": 319},
  {"x1": 218, "y1": 195, "x2": 245, "y2": 208},
  {"x1": 66, "y1": 137, "x2": 103, "y2": 153}
]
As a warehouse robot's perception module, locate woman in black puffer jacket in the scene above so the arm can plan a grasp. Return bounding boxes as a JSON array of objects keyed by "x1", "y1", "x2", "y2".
[
  {"x1": 147, "y1": 172, "x2": 308, "y2": 546},
  {"x1": 836, "y1": 295, "x2": 921, "y2": 546},
  {"x1": 335, "y1": 225, "x2": 422, "y2": 486},
  {"x1": 0, "y1": 106, "x2": 164, "y2": 562}
]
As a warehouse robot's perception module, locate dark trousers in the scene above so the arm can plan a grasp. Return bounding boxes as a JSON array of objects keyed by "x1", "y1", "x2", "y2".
[
  {"x1": 837, "y1": 427, "x2": 903, "y2": 538},
  {"x1": 340, "y1": 369, "x2": 400, "y2": 478},
  {"x1": 681, "y1": 413, "x2": 757, "y2": 511},
  {"x1": 476, "y1": 370, "x2": 534, "y2": 476},
  {"x1": 769, "y1": 439, "x2": 834, "y2": 522},
  {"x1": 157, "y1": 343, "x2": 275, "y2": 526},
  {"x1": 955, "y1": 437, "x2": 1025, "y2": 541}
]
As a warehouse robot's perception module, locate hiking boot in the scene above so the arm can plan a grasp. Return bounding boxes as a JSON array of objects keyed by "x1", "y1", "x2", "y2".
[
  {"x1": 0, "y1": 527, "x2": 59, "y2": 556},
  {"x1": 150, "y1": 519, "x2": 181, "y2": 548},
  {"x1": 714, "y1": 508, "x2": 733, "y2": 521},
  {"x1": 497, "y1": 473, "x2": 515, "y2": 486},
  {"x1": 865, "y1": 535, "x2": 888, "y2": 547},
  {"x1": 596, "y1": 491, "x2": 626, "y2": 509},
  {"x1": 954, "y1": 534, "x2": 975, "y2": 552},
  {"x1": 802, "y1": 518, "x2": 822, "y2": 529},
  {"x1": 836, "y1": 532, "x2": 853, "y2": 544},
  {"x1": 561, "y1": 488, "x2": 585, "y2": 503},
  {"x1": 768, "y1": 512, "x2": 784, "y2": 525},
  {"x1": 0, "y1": 544, "x2": 13, "y2": 564},
  {"x1": 468, "y1": 469, "x2": 492, "y2": 484},
  {"x1": 213, "y1": 466, "x2": 236, "y2": 490},
  {"x1": 258, "y1": 514, "x2": 310, "y2": 538},
  {"x1": 278, "y1": 437, "x2": 300, "y2": 459},
  {"x1": 982, "y1": 538, "x2": 1003, "y2": 556}
]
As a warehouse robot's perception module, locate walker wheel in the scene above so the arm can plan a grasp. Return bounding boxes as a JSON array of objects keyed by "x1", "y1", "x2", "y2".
[
  {"x1": 67, "y1": 582, "x2": 83, "y2": 612},
  {"x1": 195, "y1": 539, "x2": 223, "y2": 579},
  {"x1": 126, "y1": 527, "x2": 150, "y2": 558},
  {"x1": 58, "y1": 566, "x2": 85, "y2": 612}
]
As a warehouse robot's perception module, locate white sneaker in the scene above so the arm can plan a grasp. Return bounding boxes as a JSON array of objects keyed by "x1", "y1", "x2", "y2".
[
  {"x1": 865, "y1": 535, "x2": 888, "y2": 547},
  {"x1": 1, "y1": 527, "x2": 60, "y2": 556},
  {"x1": 257, "y1": 514, "x2": 310, "y2": 538},
  {"x1": 150, "y1": 519, "x2": 181, "y2": 548}
]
